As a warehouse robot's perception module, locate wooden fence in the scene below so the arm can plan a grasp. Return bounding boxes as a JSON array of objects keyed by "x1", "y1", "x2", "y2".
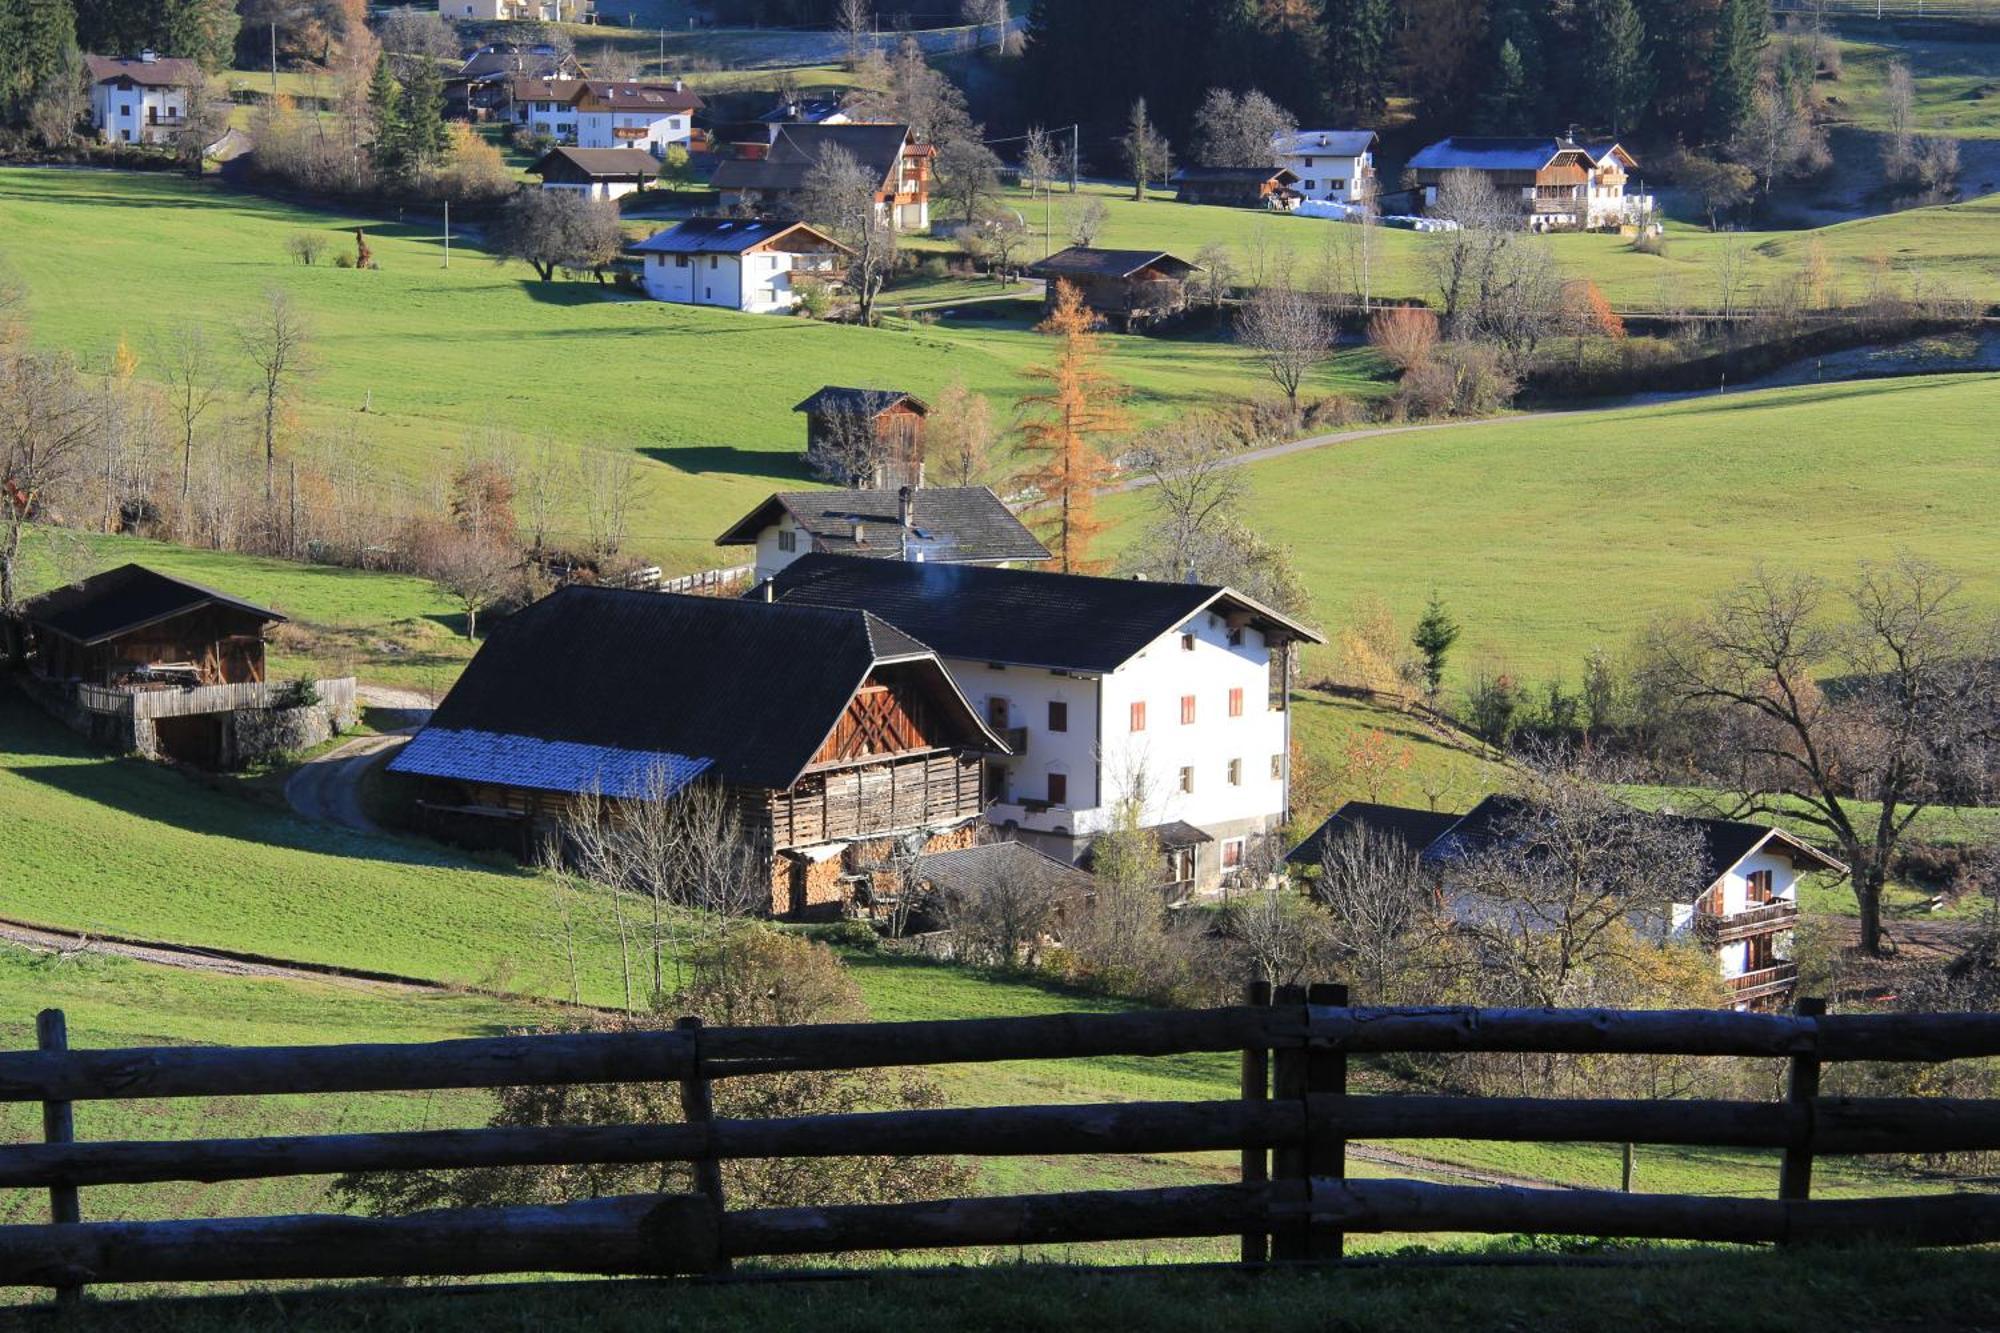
[{"x1": 8, "y1": 989, "x2": 2000, "y2": 1300}]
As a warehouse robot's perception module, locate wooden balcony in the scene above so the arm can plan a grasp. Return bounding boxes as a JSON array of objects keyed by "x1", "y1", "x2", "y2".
[
  {"x1": 1698, "y1": 900, "x2": 1801, "y2": 945},
  {"x1": 1725, "y1": 962, "x2": 1799, "y2": 1007}
]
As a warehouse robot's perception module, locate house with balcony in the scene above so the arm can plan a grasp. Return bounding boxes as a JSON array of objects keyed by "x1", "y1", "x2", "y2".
[
  {"x1": 762, "y1": 555, "x2": 1325, "y2": 894},
  {"x1": 1272, "y1": 129, "x2": 1377, "y2": 206},
  {"x1": 85, "y1": 53, "x2": 198, "y2": 146},
  {"x1": 631, "y1": 218, "x2": 848, "y2": 314},
  {"x1": 1287, "y1": 795, "x2": 1846, "y2": 1008},
  {"x1": 711, "y1": 123, "x2": 933, "y2": 231},
  {"x1": 1407, "y1": 136, "x2": 1650, "y2": 232},
  {"x1": 509, "y1": 79, "x2": 702, "y2": 155},
  {"x1": 388, "y1": 587, "x2": 1006, "y2": 917},
  {"x1": 717, "y1": 485, "x2": 1050, "y2": 583},
  {"x1": 12, "y1": 564, "x2": 354, "y2": 767}
]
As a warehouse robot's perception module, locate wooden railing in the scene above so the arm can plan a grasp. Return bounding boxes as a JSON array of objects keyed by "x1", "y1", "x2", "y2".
[
  {"x1": 1701, "y1": 900, "x2": 1802, "y2": 944},
  {"x1": 1727, "y1": 962, "x2": 1801, "y2": 1004},
  {"x1": 73, "y1": 677, "x2": 355, "y2": 721},
  {"x1": 7, "y1": 992, "x2": 2000, "y2": 1299}
]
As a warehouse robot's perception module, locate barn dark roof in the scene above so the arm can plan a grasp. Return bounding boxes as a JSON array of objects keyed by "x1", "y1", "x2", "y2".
[
  {"x1": 1285, "y1": 800, "x2": 1462, "y2": 866},
  {"x1": 712, "y1": 123, "x2": 914, "y2": 193},
  {"x1": 19, "y1": 564, "x2": 284, "y2": 646},
  {"x1": 390, "y1": 587, "x2": 991, "y2": 796},
  {"x1": 716, "y1": 487, "x2": 1050, "y2": 566},
  {"x1": 1408, "y1": 137, "x2": 1631, "y2": 173},
  {"x1": 633, "y1": 217, "x2": 842, "y2": 256},
  {"x1": 529, "y1": 147, "x2": 664, "y2": 180},
  {"x1": 793, "y1": 386, "x2": 929, "y2": 416},
  {"x1": 762, "y1": 554, "x2": 1322, "y2": 674},
  {"x1": 84, "y1": 54, "x2": 199, "y2": 87},
  {"x1": 916, "y1": 840, "x2": 1092, "y2": 897},
  {"x1": 1026, "y1": 247, "x2": 1201, "y2": 280}
]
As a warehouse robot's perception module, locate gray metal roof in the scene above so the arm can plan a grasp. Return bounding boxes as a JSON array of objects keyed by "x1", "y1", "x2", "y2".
[
  {"x1": 390, "y1": 728, "x2": 712, "y2": 802},
  {"x1": 1274, "y1": 130, "x2": 1377, "y2": 158},
  {"x1": 716, "y1": 486, "x2": 1051, "y2": 567},
  {"x1": 711, "y1": 123, "x2": 914, "y2": 194},
  {"x1": 632, "y1": 218, "x2": 837, "y2": 255},
  {"x1": 529, "y1": 147, "x2": 664, "y2": 180},
  {"x1": 916, "y1": 840, "x2": 1093, "y2": 897},
  {"x1": 1407, "y1": 137, "x2": 1630, "y2": 172}
]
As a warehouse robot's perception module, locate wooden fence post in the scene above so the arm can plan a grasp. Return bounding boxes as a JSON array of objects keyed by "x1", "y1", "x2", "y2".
[
  {"x1": 1239, "y1": 979, "x2": 1271, "y2": 1266},
  {"x1": 676, "y1": 1016, "x2": 730, "y2": 1273},
  {"x1": 1779, "y1": 995, "x2": 1826, "y2": 1242},
  {"x1": 37, "y1": 1009, "x2": 80, "y2": 1305},
  {"x1": 1270, "y1": 983, "x2": 1308, "y2": 1262},
  {"x1": 1306, "y1": 982, "x2": 1347, "y2": 1263}
]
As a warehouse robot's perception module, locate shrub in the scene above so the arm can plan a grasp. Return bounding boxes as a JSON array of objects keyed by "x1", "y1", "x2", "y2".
[
  {"x1": 331, "y1": 252, "x2": 354, "y2": 269},
  {"x1": 792, "y1": 275, "x2": 834, "y2": 319},
  {"x1": 1367, "y1": 306, "x2": 1438, "y2": 374},
  {"x1": 279, "y1": 677, "x2": 322, "y2": 709},
  {"x1": 918, "y1": 255, "x2": 949, "y2": 280},
  {"x1": 285, "y1": 232, "x2": 327, "y2": 266},
  {"x1": 1464, "y1": 669, "x2": 1522, "y2": 747}
]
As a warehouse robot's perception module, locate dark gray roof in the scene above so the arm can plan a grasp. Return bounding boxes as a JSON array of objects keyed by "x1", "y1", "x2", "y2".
[
  {"x1": 632, "y1": 217, "x2": 840, "y2": 255},
  {"x1": 392, "y1": 586, "x2": 988, "y2": 794},
  {"x1": 716, "y1": 487, "x2": 1051, "y2": 566},
  {"x1": 758, "y1": 97, "x2": 847, "y2": 124},
  {"x1": 1408, "y1": 137, "x2": 1617, "y2": 173},
  {"x1": 529, "y1": 147, "x2": 664, "y2": 180},
  {"x1": 916, "y1": 840, "x2": 1093, "y2": 897},
  {"x1": 712, "y1": 123, "x2": 914, "y2": 194},
  {"x1": 1145, "y1": 820, "x2": 1214, "y2": 849},
  {"x1": 793, "y1": 386, "x2": 928, "y2": 417},
  {"x1": 455, "y1": 44, "x2": 577, "y2": 82},
  {"x1": 19, "y1": 564, "x2": 284, "y2": 645},
  {"x1": 1026, "y1": 247, "x2": 1201, "y2": 280},
  {"x1": 1275, "y1": 130, "x2": 1377, "y2": 157},
  {"x1": 762, "y1": 554, "x2": 1322, "y2": 674},
  {"x1": 84, "y1": 54, "x2": 198, "y2": 87},
  {"x1": 1285, "y1": 800, "x2": 1463, "y2": 866}
]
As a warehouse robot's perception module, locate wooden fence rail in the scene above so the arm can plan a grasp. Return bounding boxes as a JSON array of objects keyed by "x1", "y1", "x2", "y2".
[{"x1": 6, "y1": 994, "x2": 2000, "y2": 1300}]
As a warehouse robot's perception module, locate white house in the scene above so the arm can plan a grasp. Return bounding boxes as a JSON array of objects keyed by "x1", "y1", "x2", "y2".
[
  {"x1": 716, "y1": 485, "x2": 1051, "y2": 583},
  {"x1": 765, "y1": 555, "x2": 1326, "y2": 894},
  {"x1": 84, "y1": 53, "x2": 197, "y2": 146},
  {"x1": 632, "y1": 218, "x2": 848, "y2": 314},
  {"x1": 1289, "y1": 796, "x2": 1847, "y2": 1009},
  {"x1": 510, "y1": 78, "x2": 702, "y2": 155},
  {"x1": 440, "y1": 0, "x2": 587, "y2": 21},
  {"x1": 528, "y1": 146, "x2": 663, "y2": 201},
  {"x1": 1406, "y1": 136, "x2": 1652, "y2": 232},
  {"x1": 1272, "y1": 129, "x2": 1377, "y2": 205}
]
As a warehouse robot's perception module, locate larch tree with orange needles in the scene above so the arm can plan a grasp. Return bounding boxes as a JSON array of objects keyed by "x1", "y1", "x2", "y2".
[{"x1": 1013, "y1": 281, "x2": 1130, "y2": 573}]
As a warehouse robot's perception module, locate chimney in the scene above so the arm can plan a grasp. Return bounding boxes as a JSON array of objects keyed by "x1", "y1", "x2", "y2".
[
  {"x1": 674, "y1": 78, "x2": 685, "y2": 93},
  {"x1": 852, "y1": 520, "x2": 866, "y2": 546},
  {"x1": 140, "y1": 49, "x2": 158, "y2": 63},
  {"x1": 761, "y1": 579, "x2": 774, "y2": 603},
  {"x1": 898, "y1": 485, "x2": 914, "y2": 530}
]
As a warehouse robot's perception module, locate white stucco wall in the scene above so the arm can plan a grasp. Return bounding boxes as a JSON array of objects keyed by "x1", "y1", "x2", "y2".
[
  {"x1": 1278, "y1": 150, "x2": 1369, "y2": 204},
  {"x1": 1668, "y1": 844, "x2": 1803, "y2": 980},
  {"x1": 92, "y1": 82, "x2": 184, "y2": 145}
]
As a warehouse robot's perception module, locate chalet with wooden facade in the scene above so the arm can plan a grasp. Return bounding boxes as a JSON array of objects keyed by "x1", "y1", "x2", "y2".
[
  {"x1": 1407, "y1": 136, "x2": 1649, "y2": 232},
  {"x1": 793, "y1": 387, "x2": 929, "y2": 487},
  {"x1": 711, "y1": 123, "x2": 933, "y2": 230},
  {"x1": 529, "y1": 147, "x2": 665, "y2": 201},
  {"x1": 1173, "y1": 166, "x2": 1302, "y2": 210},
  {"x1": 717, "y1": 485, "x2": 1050, "y2": 582},
  {"x1": 763, "y1": 555, "x2": 1325, "y2": 894},
  {"x1": 12, "y1": 564, "x2": 354, "y2": 766},
  {"x1": 1287, "y1": 795, "x2": 1848, "y2": 1008},
  {"x1": 388, "y1": 588, "x2": 1007, "y2": 918},
  {"x1": 1024, "y1": 248, "x2": 1202, "y2": 331},
  {"x1": 447, "y1": 42, "x2": 580, "y2": 118},
  {"x1": 634, "y1": 219, "x2": 848, "y2": 314}
]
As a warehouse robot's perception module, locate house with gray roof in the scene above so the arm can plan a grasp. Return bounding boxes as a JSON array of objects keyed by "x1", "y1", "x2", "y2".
[
  {"x1": 1407, "y1": 136, "x2": 1650, "y2": 231},
  {"x1": 711, "y1": 123, "x2": 933, "y2": 230},
  {"x1": 1023, "y1": 247, "x2": 1202, "y2": 330},
  {"x1": 631, "y1": 218, "x2": 848, "y2": 313},
  {"x1": 85, "y1": 53, "x2": 199, "y2": 146},
  {"x1": 717, "y1": 485, "x2": 1050, "y2": 581},
  {"x1": 1272, "y1": 129, "x2": 1378, "y2": 206}
]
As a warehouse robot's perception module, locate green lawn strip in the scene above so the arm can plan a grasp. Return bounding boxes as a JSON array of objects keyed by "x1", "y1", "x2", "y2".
[{"x1": 1828, "y1": 36, "x2": 2000, "y2": 139}]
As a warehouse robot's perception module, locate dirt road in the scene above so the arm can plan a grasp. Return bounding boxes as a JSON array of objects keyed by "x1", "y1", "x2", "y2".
[{"x1": 282, "y1": 685, "x2": 432, "y2": 834}]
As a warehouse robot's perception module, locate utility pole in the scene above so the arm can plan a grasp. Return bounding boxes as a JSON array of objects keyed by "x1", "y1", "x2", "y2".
[
  {"x1": 1069, "y1": 124, "x2": 1078, "y2": 194},
  {"x1": 269, "y1": 20, "x2": 278, "y2": 98},
  {"x1": 443, "y1": 200, "x2": 450, "y2": 269}
]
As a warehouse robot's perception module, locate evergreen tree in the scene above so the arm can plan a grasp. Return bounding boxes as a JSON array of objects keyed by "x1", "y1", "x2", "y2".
[
  {"x1": 1484, "y1": 0, "x2": 1546, "y2": 128},
  {"x1": 398, "y1": 54, "x2": 449, "y2": 179},
  {"x1": 157, "y1": 0, "x2": 239, "y2": 71},
  {"x1": 1477, "y1": 38, "x2": 1532, "y2": 133},
  {"x1": 2, "y1": 0, "x2": 79, "y2": 125},
  {"x1": 1320, "y1": 0, "x2": 1394, "y2": 119},
  {"x1": 1411, "y1": 594, "x2": 1460, "y2": 698},
  {"x1": 1590, "y1": 0, "x2": 1651, "y2": 136},
  {"x1": 366, "y1": 56, "x2": 405, "y2": 182},
  {"x1": 1635, "y1": 0, "x2": 1712, "y2": 141},
  {"x1": 1706, "y1": 0, "x2": 1766, "y2": 142}
]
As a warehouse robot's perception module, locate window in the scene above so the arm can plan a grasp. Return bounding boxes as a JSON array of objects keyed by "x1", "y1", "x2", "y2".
[
  {"x1": 1179, "y1": 695, "x2": 1196, "y2": 726},
  {"x1": 1227, "y1": 626, "x2": 1243, "y2": 647},
  {"x1": 1047, "y1": 700, "x2": 1068, "y2": 733},
  {"x1": 1181, "y1": 633, "x2": 1196, "y2": 652},
  {"x1": 674, "y1": 255, "x2": 689, "y2": 268},
  {"x1": 1129, "y1": 701, "x2": 1146, "y2": 732},
  {"x1": 1221, "y1": 838, "x2": 1245, "y2": 871},
  {"x1": 1227, "y1": 687, "x2": 1244, "y2": 718},
  {"x1": 1179, "y1": 766, "x2": 1194, "y2": 794},
  {"x1": 1270, "y1": 753, "x2": 1283, "y2": 780},
  {"x1": 1329, "y1": 178, "x2": 1347, "y2": 191},
  {"x1": 1304, "y1": 179, "x2": 1316, "y2": 190},
  {"x1": 987, "y1": 697, "x2": 1010, "y2": 729},
  {"x1": 1047, "y1": 772, "x2": 1067, "y2": 806},
  {"x1": 1227, "y1": 758, "x2": 1242, "y2": 787},
  {"x1": 121, "y1": 104, "x2": 132, "y2": 117},
  {"x1": 709, "y1": 256, "x2": 719, "y2": 269},
  {"x1": 1302, "y1": 156, "x2": 1314, "y2": 168},
  {"x1": 776, "y1": 528, "x2": 797, "y2": 553},
  {"x1": 1746, "y1": 869, "x2": 1774, "y2": 905}
]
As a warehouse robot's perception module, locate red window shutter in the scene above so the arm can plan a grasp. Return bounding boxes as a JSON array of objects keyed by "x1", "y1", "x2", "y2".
[
  {"x1": 1130, "y1": 701, "x2": 1146, "y2": 732},
  {"x1": 1180, "y1": 695, "x2": 1196, "y2": 725},
  {"x1": 1228, "y1": 687, "x2": 1243, "y2": 717}
]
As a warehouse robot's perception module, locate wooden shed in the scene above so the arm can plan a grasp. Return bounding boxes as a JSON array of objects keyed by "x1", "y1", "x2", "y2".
[
  {"x1": 1172, "y1": 165, "x2": 1302, "y2": 210},
  {"x1": 1025, "y1": 248, "x2": 1203, "y2": 331},
  {"x1": 793, "y1": 386, "x2": 931, "y2": 489},
  {"x1": 16, "y1": 564, "x2": 284, "y2": 688}
]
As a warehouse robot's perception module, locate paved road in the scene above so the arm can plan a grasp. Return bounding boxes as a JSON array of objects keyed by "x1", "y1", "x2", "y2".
[{"x1": 283, "y1": 685, "x2": 432, "y2": 834}]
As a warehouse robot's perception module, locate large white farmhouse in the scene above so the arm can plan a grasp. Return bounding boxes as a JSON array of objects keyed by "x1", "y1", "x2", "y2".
[
  {"x1": 632, "y1": 218, "x2": 849, "y2": 314},
  {"x1": 764, "y1": 555, "x2": 1325, "y2": 894},
  {"x1": 509, "y1": 78, "x2": 702, "y2": 155},
  {"x1": 85, "y1": 53, "x2": 197, "y2": 146},
  {"x1": 1272, "y1": 129, "x2": 1377, "y2": 205}
]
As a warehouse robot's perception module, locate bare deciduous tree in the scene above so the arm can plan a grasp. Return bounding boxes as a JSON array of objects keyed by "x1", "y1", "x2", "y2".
[
  {"x1": 576, "y1": 448, "x2": 640, "y2": 558},
  {"x1": 424, "y1": 528, "x2": 514, "y2": 639},
  {"x1": 1118, "y1": 98, "x2": 1171, "y2": 201},
  {"x1": 1234, "y1": 280, "x2": 1332, "y2": 425},
  {"x1": 801, "y1": 144, "x2": 897, "y2": 325},
  {"x1": 491, "y1": 190, "x2": 624, "y2": 284},
  {"x1": 1191, "y1": 87, "x2": 1297, "y2": 168},
  {"x1": 153, "y1": 320, "x2": 224, "y2": 516},
  {"x1": 1313, "y1": 826, "x2": 1438, "y2": 1003},
  {"x1": 926, "y1": 378, "x2": 994, "y2": 487},
  {"x1": 0, "y1": 351, "x2": 94, "y2": 611},
  {"x1": 239, "y1": 289, "x2": 314, "y2": 505},
  {"x1": 835, "y1": 0, "x2": 874, "y2": 70},
  {"x1": 1066, "y1": 196, "x2": 1108, "y2": 248},
  {"x1": 1126, "y1": 416, "x2": 1245, "y2": 580}
]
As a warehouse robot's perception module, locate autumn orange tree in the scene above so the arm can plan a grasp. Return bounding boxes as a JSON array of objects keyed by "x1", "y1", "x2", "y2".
[{"x1": 1014, "y1": 280, "x2": 1129, "y2": 573}]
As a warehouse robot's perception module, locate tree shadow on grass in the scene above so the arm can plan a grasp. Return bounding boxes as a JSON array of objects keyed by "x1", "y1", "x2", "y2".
[{"x1": 641, "y1": 444, "x2": 809, "y2": 481}]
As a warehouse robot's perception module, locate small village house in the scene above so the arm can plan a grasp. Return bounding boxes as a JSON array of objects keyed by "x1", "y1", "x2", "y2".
[
  {"x1": 763, "y1": 555, "x2": 1325, "y2": 894},
  {"x1": 632, "y1": 219, "x2": 848, "y2": 314},
  {"x1": 717, "y1": 485, "x2": 1051, "y2": 582},
  {"x1": 792, "y1": 387, "x2": 929, "y2": 486},
  {"x1": 529, "y1": 147, "x2": 665, "y2": 201},
  {"x1": 1024, "y1": 248, "x2": 1202, "y2": 331},
  {"x1": 388, "y1": 587, "x2": 1007, "y2": 917},
  {"x1": 1271, "y1": 129, "x2": 1378, "y2": 206},
  {"x1": 1287, "y1": 796, "x2": 1847, "y2": 1009},
  {"x1": 12, "y1": 564, "x2": 355, "y2": 767},
  {"x1": 439, "y1": 0, "x2": 588, "y2": 22},
  {"x1": 1172, "y1": 166, "x2": 1302, "y2": 210},
  {"x1": 85, "y1": 53, "x2": 197, "y2": 146},
  {"x1": 449, "y1": 43, "x2": 582, "y2": 119},
  {"x1": 1407, "y1": 136, "x2": 1650, "y2": 231},
  {"x1": 509, "y1": 78, "x2": 702, "y2": 155},
  {"x1": 711, "y1": 123, "x2": 933, "y2": 231}
]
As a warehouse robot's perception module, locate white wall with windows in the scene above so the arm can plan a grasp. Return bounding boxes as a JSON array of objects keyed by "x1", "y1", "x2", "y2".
[
  {"x1": 642, "y1": 249, "x2": 807, "y2": 314},
  {"x1": 90, "y1": 80, "x2": 185, "y2": 145}
]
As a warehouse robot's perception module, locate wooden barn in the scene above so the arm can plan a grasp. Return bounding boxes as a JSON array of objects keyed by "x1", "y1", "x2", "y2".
[
  {"x1": 793, "y1": 386, "x2": 930, "y2": 489},
  {"x1": 1024, "y1": 248, "x2": 1203, "y2": 330},
  {"x1": 388, "y1": 587, "x2": 1008, "y2": 918},
  {"x1": 1172, "y1": 165, "x2": 1302, "y2": 210},
  {"x1": 16, "y1": 564, "x2": 283, "y2": 688}
]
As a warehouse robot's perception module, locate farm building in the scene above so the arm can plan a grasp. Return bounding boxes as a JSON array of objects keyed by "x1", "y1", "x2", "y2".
[
  {"x1": 711, "y1": 123, "x2": 933, "y2": 230},
  {"x1": 793, "y1": 387, "x2": 929, "y2": 487},
  {"x1": 1024, "y1": 248, "x2": 1203, "y2": 330},
  {"x1": 905, "y1": 839, "x2": 1093, "y2": 939},
  {"x1": 1172, "y1": 166, "x2": 1302, "y2": 210},
  {"x1": 508, "y1": 78, "x2": 702, "y2": 154},
  {"x1": 1287, "y1": 796, "x2": 1847, "y2": 1009},
  {"x1": 528, "y1": 147, "x2": 665, "y2": 200},
  {"x1": 388, "y1": 588, "x2": 1008, "y2": 917},
  {"x1": 763, "y1": 554, "x2": 1325, "y2": 893},
  {"x1": 11, "y1": 564, "x2": 354, "y2": 766},
  {"x1": 84, "y1": 53, "x2": 198, "y2": 146},
  {"x1": 717, "y1": 485, "x2": 1051, "y2": 581},
  {"x1": 632, "y1": 219, "x2": 848, "y2": 314},
  {"x1": 1406, "y1": 136, "x2": 1650, "y2": 231},
  {"x1": 1272, "y1": 129, "x2": 1378, "y2": 205}
]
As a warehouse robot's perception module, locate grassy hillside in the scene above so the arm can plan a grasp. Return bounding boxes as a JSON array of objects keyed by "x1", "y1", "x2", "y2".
[
  {"x1": 1830, "y1": 35, "x2": 2000, "y2": 138},
  {"x1": 1103, "y1": 373, "x2": 2000, "y2": 685}
]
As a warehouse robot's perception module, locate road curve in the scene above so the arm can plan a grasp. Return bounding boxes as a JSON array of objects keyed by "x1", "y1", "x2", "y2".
[{"x1": 283, "y1": 685, "x2": 432, "y2": 834}]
